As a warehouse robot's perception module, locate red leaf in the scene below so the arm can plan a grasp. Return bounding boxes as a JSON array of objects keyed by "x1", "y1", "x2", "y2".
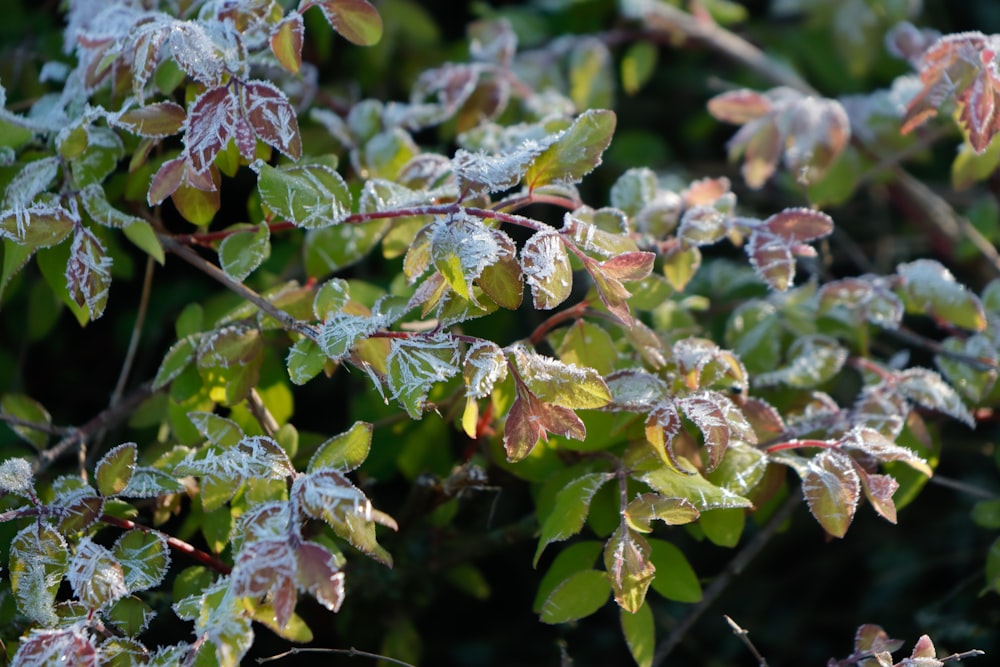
[
  {"x1": 745, "y1": 230, "x2": 794, "y2": 291},
  {"x1": 184, "y1": 86, "x2": 245, "y2": 174},
  {"x1": 232, "y1": 539, "x2": 298, "y2": 629},
  {"x1": 12, "y1": 627, "x2": 97, "y2": 667},
  {"x1": 295, "y1": 542, "x2": 345, "y2": 613},
  {"x1": 147, "y1": 157, "x2": 186, "y2": 206},
  {"x1": 243, "y1": 80, "x2": 302, "y2": 161},
  {"x1": 682, "y1": 176, "x2": 731, "y2": 207},
  {"x1": 802, "y1": 449, "x2": 860, "y2": 538},
  {"x1": 677, "y1": 393, "x2": 731, "y2": 472},
  {"x1": 502, "y1": 382, "x2": 585, "y2": 462},
  {"x1": 707, "y1": 89, "x2": 773, "y2": 124},
  {"x1": 763, "y1": 207, "x2": 834, "y2": 242},
  {"x1": 855, "y1": 466, "x2": 899, "y2": 524},
  {"x1": 599, "y1": 251, "x2": 655, "y2": 281}
]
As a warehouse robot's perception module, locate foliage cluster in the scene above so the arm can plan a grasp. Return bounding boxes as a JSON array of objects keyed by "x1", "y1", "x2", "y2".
[{"x1": 1, "y1": 0, "x2": 1000, "y2": 665}]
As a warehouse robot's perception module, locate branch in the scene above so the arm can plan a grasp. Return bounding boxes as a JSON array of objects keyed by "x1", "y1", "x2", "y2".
[
  {"x1": 255, "y1": 646, "x2": 415, "y2": 666},
  {"x1": 651, "y1": 487, "x2": 803, "y2": 666},
  {"x1": 724, "y1": 615, "x2": 769, "y2": 667},
  {"x1": 0, "y1": 414, "x2": 71, "y2": 437}
]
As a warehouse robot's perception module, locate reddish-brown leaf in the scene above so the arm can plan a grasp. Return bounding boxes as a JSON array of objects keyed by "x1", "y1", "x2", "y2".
[
  {"x1": 243, "y1": 80, "x2": 302, "y2": 161},
  {"x1": 184, "y1": 86, "x2": 245, "y2": 174},
  {"x1": 147, "y1": 157, "x2": 186, "y2": 206},
  {"x1": 763, "y1": 207, "x2": 834, "y2": 242},
  {"x1": 599, "y1": 251, "x2": 655, "y2": 282},
  {"x1": 115, "y1": 102, "x2": 186, "y2": 138},
  {"x1": 295, "y1": 542, "x2": 346, "y2": 614},
  {"x1": 707, "y1": 89, "x2": 773, "y2": 124},
  {"x1": 801, "y1": 449, "x2": 860, "y2": 538}
]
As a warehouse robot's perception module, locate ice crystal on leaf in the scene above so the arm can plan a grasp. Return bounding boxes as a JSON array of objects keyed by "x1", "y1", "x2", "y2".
[
  {"x1": 0, "y1": 457, "x2": 33, "y2": 495},
  {"x1": 430, "y1": 211, "x2": 504, "y2": 300},
  {"x1": 801, "y1": 449, "x2": 860, "y2": 538},
  {"x1": 453, "y1": 144, "x2": 541, "y2": 198},
  {"x1": 65, "y1": 225, "x2": 113, "y2": 321},
  {"x1": 463, "y1": 340, "x2": 508, "y2": 399},
  {"x1": 521, "y1": 228, "x2": 572, "y2": 310},
  {"x1": 68, "y1": 537, "x2": 128, "y2": 609},
  {"x1": 10, "y1": 624, "x2": 97, "y2": 667},
  {"x1": 2, "y1": 158, "x2": 60, "y2": 238},
  {"x1": 386, "y1": 333, "x2": 461, "y2": 418},
  {"x1": 316, "y1": 309, "x2": 388, "y2": 362}
]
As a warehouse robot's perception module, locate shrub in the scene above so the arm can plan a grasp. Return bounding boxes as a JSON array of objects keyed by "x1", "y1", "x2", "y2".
[{"x1": 0, "y1": 1, "x2": 997, "y2": 665}]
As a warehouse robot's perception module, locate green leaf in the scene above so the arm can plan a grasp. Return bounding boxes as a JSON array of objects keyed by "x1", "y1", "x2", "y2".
[
  {"x1": 286, "y1": 336, "x2": 327, "y2": 385},
  {"x1": 534, "y1": 472, "x2": 614, "y2": 565},
  {"x1": 699, "y1": 507, "x2": 746, "y2": 547},
  {"x1": 114, "y1": 530, "x2": 169, "y2": 593},
  {"x1": 219, "y1": 223, "x2": 270, "y2": 282},
  {"x1": 304, "y1": 218, "x2": 389, "y2": 275},
  {"x1": 316, "y1": 0, "x2": 384, "y2": 46},
  {"x1": 153, "y1": 335, "x2": 200, "y2": 390},
  {"x1": 724, "y1": 301, "x2": 782, "y2": 374},
  {"x1": 897, "y1": 259, "x2": 987, "y2": 331},
  {"x1": 107, "y1": 597, "x2": 155, "y2": 637},
  {"x1": 10, "y1": 523, "x2": 68, "y2": 625},
  {"x1": 569, "y1": 37, "x2": 614, "y2": 110},
  {"x1": 172, "y1": 179, "x2": 220, "y2": 226},
  {"x1": 96, "y1": 442, "x2": 137, "y2": 497},
  {"x1": 628, "y1": 444, "x2": 752, "y2": 511},
  {"x1": 188, "y1": 412, "x2": 244, "y2": 448},
  {"x1": 386, "y1": 334, "x2": 460, "y2": 419},
  {"x1": 952, "y1": 134, "x2": 1000, "y2": 190},
  {"x1": 114, "y1": 102, "x2": 186, "y2": 138},
  {"x1": 69, "y1": 537, "x2": 128, "y2": 608},
  {"x1": 896, "y1": 368, "x2": 974, "y2": 428},
  {"x1": 557, "y1": 320, "x2": 618, "y2": 376},
  {"x1": 648, "y1": 538, "x2": 701, "y2": 602},
  {"x1": 533, "y1": 540, "x2": 603, "y2": 612},
  {"x1": 513, "y1": 345, "x2": 611, "y2": 410},
  {"x1": 69, "y1": 127, "x2": 124, "y2": 187},
  {"x1": 363, "y1": 128, "x2": 419, "y2": 180},
  {"x1": 308, "y1": 421, "x2": 373, "y2": 473},
  {"x1": 122, "y1": 220, "x2": 165, "y2": 264},
  {"x1": 525, "y1": 109, "x2": 616, "y2": 189},
  {"x1": 1, "y1": 239, "x2": 35, "y2": 299},
  {"x1": 0, "y1": 392, "x2": 52, "y2": 449},
  {"x1": 935, "y1": 334, "x2": 998, "y2": 402},
  {"x1": 0, "y1": 204, "x2": 74, "y2": 248},
  {"x1": 252, "y1": 159, "x2": 351, "y2": 229},
  {"x1": 604, "y1": 526, "x2": 655, "y2": 613},
  {"x1": 620, "y1": 602, "x2": 655, "y2": 667},
  {"x1": 539, "y1": 569, "x2": 612, "y2": 624},
  {"x1": 521, "y1": 228, "x2": 572, "y2": 310},
  {"x1": 624, "y1": 493, "x2": 700, "y2": 533},
  {"x1": 755, "y1": 334, "x2": 847, "y2": 388},
  {"x1": 621, "y1": 41, "x2": 658, "y2": 96},
  {"x1": 80, "y1": 184, "x2": 142, "y2": 229},
  {"x1": 705, "y1": 442, "x2": 769, "y2": 497},
  {"x1": 661, "y1": 245, "x2": 701, "y2": 292}
]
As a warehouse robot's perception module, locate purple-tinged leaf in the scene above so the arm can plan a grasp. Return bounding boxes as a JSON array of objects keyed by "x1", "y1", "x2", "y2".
[
  {"x1": 147, "y1": 157, "x2": 187, "y2": 206},
  {"x1": 644, "y1": 402, "x2": 685, "y2": 471},
  {"x1": 707, "y1": 89, "x2": 773, "y2": 124},
  {"x1": 604, "y1": 526, "x2": 655, "y2": 613},
  {"x1": 853, "y1": 623, "x2": 905, "y2": 656},
  {"x1": 232, "y1": 538, "x2": 299, "y2": 629},
  {"x1": 243, "y1": 80, "x2": 302, "y2": 161},
  {"x1": 270, "y1": 13, "x2": 304, "y2": 74},
  {"x1": 801, "y1": 449, "x2": 860, "y2": 538},
  {"x1": 600, "y1": 251, "x2": 655, "y2": 282},
  {"x1": 295, "y1": 541, "x2": 346, "y2": 613},
  {"x1": 65, "y1": 225, "x2": 112, "y2": 321},
  {"x1": 525, "y1": 109, "x2": 617, "y2": 190},
  {"x1": 58, "y1": 495, "x2": 105, "y2": 535},
  {"x1": 69, "y1": 537, "x2": 128, "y2": 609},
  {"x1": 184, "y1": 86, "x2": 247, "y2": 175},
  {"x1": 745, "y1": 230, "x2": 794, "y2": 291},
  {"x1": 763, "y1": 207, "x2": 833, "y2": 242},
  {"x1": 839, "y1": 427, "x2": 933, "y2": 477},
  {"x1": 624, "y1": 493, "x2": 700, "y2": 533},
  {"x1": 11, "y1": 626, "x2": 97, "y2": 667},
  {"x1": 521, "y1": 228, "x2": 572, "y2": 310},
  {"x1": 95, "y1": 442, "x2": 137, "y2": 497},
  {"x1": 587, "y1": 258, "x2": 634, "y2": 325},
  {"x1": 503, "y1": 382, "x2": 586, "y2": 462},
  {"x1": 114, "y1": 102, "x2": 186, "y2": 138},
  {"x1": 314, "y1": 0, "x2": 384, "y2": 46},
  {"x1": 539, "y1": 569, "x2": 611, "y2": 624},
  {"x1": 533, "y1": 472, "x2": 614, "y2": 565},
  {"x1": 855, "y1": 466, "x2": 899, "y2": 524}
]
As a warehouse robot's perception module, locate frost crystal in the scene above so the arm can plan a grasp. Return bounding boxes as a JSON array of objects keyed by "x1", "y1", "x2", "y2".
[
  {"x1": 452, "y1": 144, "x2": 540, "y2": 197},
  {"x1": 521, "y1": 228, "x2": 571, "y2": 308},
  {"x1": 430, "y1": 210, "x2": 503, "y2": 293},
  {"x1": 0, "y1": 458, "x2": 33, "y2": 495},
  {"x1": 463, "y1": 340, "x2": 508, "y2": 399},
  {"x1": 2, "y1": 157, "x2": 60, "y2": 238}
]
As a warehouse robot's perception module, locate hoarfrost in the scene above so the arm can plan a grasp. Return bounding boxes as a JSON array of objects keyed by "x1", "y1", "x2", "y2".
[
  {"x1": 452, "y1": 144, "x2": 540, "y2": 197},
  {"x1": 0, "y1": 458, "x2": 33, "y2": 495},
  {"x1": 430, "y1": 210, "x2": 503, "y2": 293},
  {"x1": 463, "y1": 340, "x2": 508, "y2": 399},
  {"x1": 68, "y1": 537, "x2": 127, "y2": 608},
  {"x1": 521, "y1": 228, "x2": 571, "y2": 309},
  {"x1": 604, "y1": 369, "x2": 668, "y2": 411},
  {"x1": 2, "y1": 158, "x2": 60, "y2": 237}
]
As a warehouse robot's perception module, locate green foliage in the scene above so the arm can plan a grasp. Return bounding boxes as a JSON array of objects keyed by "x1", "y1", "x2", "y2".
[{"x1": 0, "y1": 1, "x2": 997, "y2": 665}]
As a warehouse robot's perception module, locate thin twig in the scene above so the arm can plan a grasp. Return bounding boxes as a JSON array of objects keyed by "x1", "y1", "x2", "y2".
[
  {"x1": 724, "y1": 615, "x2": 769, "y2": 667},
  {"x1": 255, "y1": 646, "x2": 416, "y2": 666},
  {"x1": 883, "y1": 325, "x2": 1000, "y2": 372},
  {"x1": 34, "y1": 382, "x2": 156, "y2": 475},
  {"x1": 246, "y1": 388, "x2": 279, "y2": 439},
  {"x1": 651, "y1": 487, "x2": 803, "y2": 666},
  {"x1": 0, "y1": 414, "x2": 71, "y2": 437},
  {"x1": 929, "y1": 475, "x2": 998, "y2": 500},
  {"x1": 110, "y1": 255, "x2": 156, "y2": 407}
]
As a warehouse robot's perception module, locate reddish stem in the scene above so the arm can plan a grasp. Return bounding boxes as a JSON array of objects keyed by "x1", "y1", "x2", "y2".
[
  {"x1": 763, "y1": 439, "x2": 839, "y2": 454},
  {"x1": 100, "y1": 513, "x2": 232, "y2": 575}
]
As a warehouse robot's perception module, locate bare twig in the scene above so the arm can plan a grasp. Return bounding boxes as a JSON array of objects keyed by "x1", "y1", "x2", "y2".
[
  {"x1": 110, "y1": 255, "x2": 156, "y2": 407},
  {"x1": 255, "y1": 646, "x2": 416, "y2": 666},
  {"x1": 929, "y1": 475, "x2": 998, "y2": 500},
  {"x1": 651, "y1": 487, "x2": 803, "y2": 666},
  {"x1": 882, "y1": 325, "x2": 1000, "y2": 373},
  {"x1": 724, "y1": 615, "x2": 769, "y2": 667},
  {"x1": 0, "y1": 414, "x2": 71, "y2": 437},
  {"x1": 246, "y1": 388, "x2": 279, "y2": 438}
]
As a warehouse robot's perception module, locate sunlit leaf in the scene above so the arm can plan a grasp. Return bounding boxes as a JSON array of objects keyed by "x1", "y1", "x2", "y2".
[
  {"x1": 648, "y1": 538, "x2": 701, "y2": 602},
  {"x1": 96, "y1": 442, "x2": 137, "y2": 497},
  {"x1": 252, "y1": 159, "x2": 351, "y2": 229},
  {"x1": 604, "y1": 526, "x2": 655, "y2": 613},
  {"x1": 69, "y1": 537, "x2": 128, "y2": 609},
  {"x1": 114, "y1": 530, "x2": 169, "y2": 593},
  {"x1": 801, "y1": 449, "x2": 860, "y2": 538},
  {"x1": 521, "y1": 228, "x2": 572, "y2": 310},
  {"x1": 219, "y1": 223, "x2": 270, "y2": 282},
  {"x1": 314, "y1": 0, "x2": 384, "y2": 46},
  {"x1": 525, "y1": 109, "x2": 616, "y2": 189},
  {"x1": 539, "y1": 569, "x2": 611, "y2": 624},
  {"x1": 533, "y1": 472, "x2": 614, "y2": 565},
  {"x1": 512, "y1": 345, "x2": 611, "y2": 410},
  {"x1": 308, "y1": 421, "x2": 373, "y2": 473}
]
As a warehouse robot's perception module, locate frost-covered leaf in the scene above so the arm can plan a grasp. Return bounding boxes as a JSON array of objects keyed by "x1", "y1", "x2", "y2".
[
  {"x1": 755, "y1": 334, "x2": 847, "y2": 388},
  {"x1": 152, "y1": 334, "x2": 199, "y2": 390},
  {"x1": 294, "y1": 541, "x2": 346, "y2": 614},
  {"x1": 627, "y1": 444, "x2": 752, "y2": 511},
  {"x1": 65, "y1": 225, "x2": 113, "y2": 321},
  {"x1": 624, "y1": 494, "x2": 700, "y2": 533},
  {"x1": 463, "y1": 340, "x2": 508, "y2": 399},
  {"x1": 315, "y1": 0, "x2": 384, "y2": 46},
  {"x1": 610, "y1": 167, "x2": 659, "y2": 218},
  {"x1": 10, "y1": 625, "x2": 97, "y2": 667},
  {"x1": 316, "y1": 308, "x2": 387, "y2": 362},
  {"x1": 386, "y1": 333, "x2": 460, "y2": 418},
  {"x1": 852, "y1": 385, "x2": 909, "y2": 438},
  {"x1": 525, "y1": 109, "x2": 616, "y2": 189},
  {"x1": 271, "y1": 13, "x2": 304, "y2": 74},
  {"x1": 705, "y1": 441, "x2": 769, "y2": 497},
  {"x1": 308, "y1": 421, "x2": 373, "y2": 473},
  {"x1": 69, "y1": 127, "x2": 124, "y2": 188},
  {"x1": 113, "y1": 531, "x2": 169, "y2": 594},
  {"x1": 183, "y1": 86, "x2": 246, "y2": 175},
  {"x1": 521, "y1": 228, "x2": 572, "y2": 310},
  {"x1": 286, "y1": 337, "x2": 327, "y2": 385},
  {"x1": 453, "y1": 146, "x2": 540, "y2": 198},
  {"x1": 430, "y1": 211, "x2": 504, "y2": 300},
  {"x1": 120, "y1": 467, "x2": 185, "y2": 498},
  {"x1": 512, "y1": 345, "x2": 611, "y2": 410},
  {"x1": 839, "y1": 427, "x2": 933, "y2": 477},
  {"x1": 725, "y1": 301, "x2": 782, "y2": 374},
  {"x1": 856, "y1": 467, "x2": 899, "y2": 524},
  {"x1": 58, "y1": 495, "x2": 105, "y2": 535},
  {"x1": 219, "y1": 223, "x2": 270, "y2": 282},
  {"x1": 252, "y1": 160, "x2": 351, "y2": 229},
  {"x1": 95, "y1": 442, "x2": 137, "y2": 497},
  {"x1": 604, "y1": 369, "x2": 668, "y2": 411},
  {"x1": 539, "y1": 569, "x2": 611, "y2": 624},
  {"x1": 671, "y1": 337, "x2": 749, "y2": 392},
  {"x1": 503, "y1": 382, "x2": 586, "y2": 462},
  {"x1": 801, "y1": 449, "x2": 860, "y2": 538},
  {"x1": 818, "y1": 276, "x2": 904, "y2": 329},
  {"x1": 197, "y1": 324, "x2": 262, "y2": 370},
  {"x1": 0, "y1": 204, "x2": 74, "y2": 248},
  {"x1": 243, "y1": 80, "x2": 301, "y2": 161},
  {"x1": 231, "y1": 538, "x2": 298, "y2": 630},
  {"x1": 113, "y1": 102, "x2": 186, "y2": 138},
  {"x1": 189, "y1": 412, "x2": 243, "y2": 448},
  {"x1": 10, "y1": 523, "x2": 67, "y2": 625},
  {"x1": 561, "y1": 210, "x2": 637, "y2": 258},
  {"x1": 69, "y1": 537, "x2": 128, "y2": 609},
  {"x1": 533, "y1": 472, "x2": 614, "y2": 565},
  {"x1": 936, "y1": 334, "x2": 998, "y2": 402},
  {"x1": 604, "y1": 526, "x2": 655, "y2": 613},
  {"x1": 677, "y1": 392, "x2": 754, "y2": 472},
  {"x1": 897, "y1": 259, "x2": 987, "y2": 331},
  {"x1": 79, "y1": 184, "x2": 141, "y2": 230},
  {"x1": 896, "y1": 367, "x2": 974, "y2": 427},
  {"x1": 3, "y1": 156, "x2": 59, "y2": 221}
]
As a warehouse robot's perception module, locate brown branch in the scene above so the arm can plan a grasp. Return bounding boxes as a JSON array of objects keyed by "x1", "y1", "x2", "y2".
[
  {"x1": 0, "y1": 414, "x2": 71, "y2": 437},
  {"x1": 724, "y1": 615, "x2": 769, "y2": 667},
  {"x1": 246, "y1": 388, "x2": 279, "y2": 439},
  {"x1": 256, "y1": 646, "x2": 415, "y2": 666},
  {"x1": 651, "y1": 487, "x2": 803, "y2": 666}
]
